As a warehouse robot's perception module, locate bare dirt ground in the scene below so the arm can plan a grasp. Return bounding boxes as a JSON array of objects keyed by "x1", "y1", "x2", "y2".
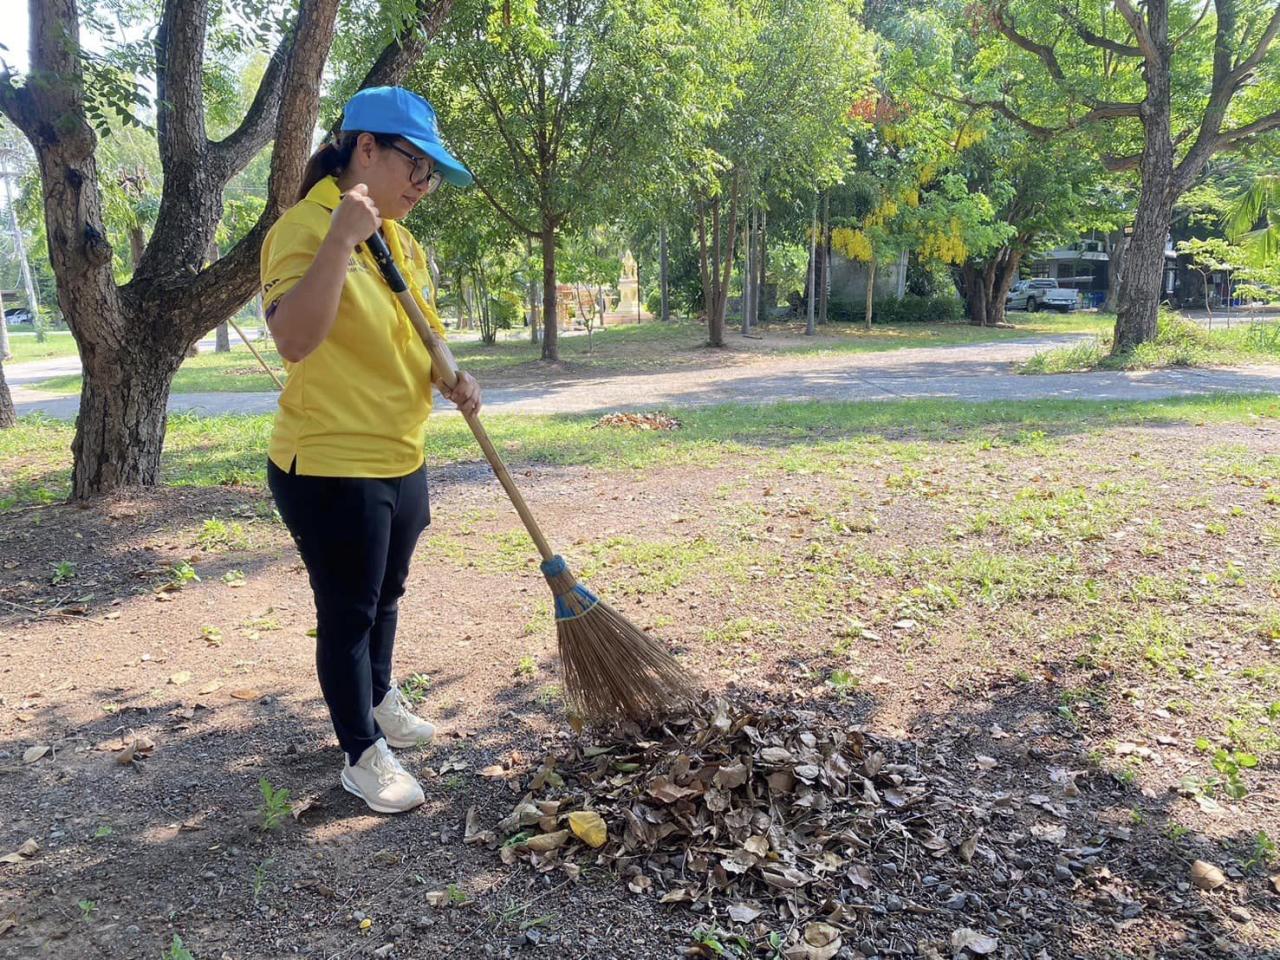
[{"x1": 1, "y1": 417, "x2": 1278, "y2": 959}]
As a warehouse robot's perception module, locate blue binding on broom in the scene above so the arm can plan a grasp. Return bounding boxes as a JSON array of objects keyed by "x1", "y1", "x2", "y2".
[{"x1": 541, "y1": 555, "x2": 601, "y2": 621}]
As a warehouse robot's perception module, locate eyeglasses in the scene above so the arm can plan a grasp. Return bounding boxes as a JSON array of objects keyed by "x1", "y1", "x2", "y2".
[{"x1": 387, "y1": 142, "x2": 444, "y2": 193}]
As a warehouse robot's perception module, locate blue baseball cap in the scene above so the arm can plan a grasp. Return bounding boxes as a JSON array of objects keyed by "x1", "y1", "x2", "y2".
[{"x1": 341, "y1": 86, "x2": 473, "y2": 188}]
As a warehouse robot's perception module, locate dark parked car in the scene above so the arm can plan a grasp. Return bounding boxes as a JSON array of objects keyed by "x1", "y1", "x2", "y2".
[{"x1": 4, "y1": 307, "x2": 34, "y2": 325}]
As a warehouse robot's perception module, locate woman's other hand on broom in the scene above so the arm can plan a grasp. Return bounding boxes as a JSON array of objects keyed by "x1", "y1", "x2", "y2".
[{"x1": 440, "y1": 370, "x2": 482, "y2": 416}]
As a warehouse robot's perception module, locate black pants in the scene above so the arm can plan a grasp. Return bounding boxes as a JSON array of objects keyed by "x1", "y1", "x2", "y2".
[{"x1": 268, "y1": 459, "x2": 430, "y2": 765}]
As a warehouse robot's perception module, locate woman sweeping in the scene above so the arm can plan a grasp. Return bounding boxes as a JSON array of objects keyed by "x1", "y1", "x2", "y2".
[{"x1": 261, "y1": 86, "x2": 480, "y2": 814}]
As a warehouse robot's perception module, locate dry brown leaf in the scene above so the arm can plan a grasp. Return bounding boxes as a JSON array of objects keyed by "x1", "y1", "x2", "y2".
[
  {"x1": 568, "y1": 810, "x2": 608, "y2": 848},
  {"x1": 714, "y1": 762, "x2": 749, "y2": 790},
  {"x1": 524, "y1": 830, "x2": 569, "y2": 853},
  {"x1": 198, "y1": 681, "x2": 222, "y2": 695},
  {"x1": 229, "y1": 689, "x2": 262, "y2": 701},
  {"x1": 479, "y1": 764, "x2": 512, "y2": 780},
  {"x1": 0, "y1": 839, "x2": 39, "y2": 865},
  {"x1": 168, "y1": 671, "x2": 192, "y2": 686},
  {"x1": 289, "y1": 795, "x2": 320, "y2": 822},
  {"x1": 951, "y1": 928, "x2": 998, "y2": 955},
  {"x1": 727, "y1": 903, "x2": 761, "y2": 923},
  {"x1": 0, "y1": 915, "x2": 14, "y2": 936},
  {"x1": 21, "y1": 745, "x2": 49, "y2": 764},
  {"x1": 743, "y1": 835, "x2": 769, "y2": 857},
  {"x1": 648, "y1": 777, "x2": 697, "y2": 804},
  {"x1": 1269, "y1": 874, "x2": 1280, "y2": 895},
  {"x1": 464, "y1": 806, "x2": 496, "y2": 846},
  {"x1": 1190, "y1": 860, "x2": 1226, "y2": 891},
  {"x1": 424, "y1": 891, "x2": 450, "y2": 907},
  {"x1": 626, "y1": 873, "x2": 652, "y2": 895},
  {"x1": 659, "y1": 888, "x2": 694, "y2": 904},
  {"x1": 116, "y1": 735, "x2": 155, "y2": 764}
]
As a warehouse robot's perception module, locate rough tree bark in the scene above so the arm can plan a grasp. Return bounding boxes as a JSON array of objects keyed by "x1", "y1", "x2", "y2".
[
  {"x1": 0, "y1": 359, "x2": 14, "y2": 428},
  {"x1": 0, "y1": 0, "x2": 452, "y2": 497}
]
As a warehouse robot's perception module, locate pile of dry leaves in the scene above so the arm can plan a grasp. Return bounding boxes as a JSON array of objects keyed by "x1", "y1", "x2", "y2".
[
  {"x1": 592, "y1": 412, "x2": 682, "y2": 431},
  {"x1": 466, "y1": 698, "x2": 1002, "y2": 959}
]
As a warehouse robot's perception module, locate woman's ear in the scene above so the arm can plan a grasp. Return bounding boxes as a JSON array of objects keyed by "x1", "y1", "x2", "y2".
[{"x1": 353, "y1": 132, "x2": 379, "y2": 170}]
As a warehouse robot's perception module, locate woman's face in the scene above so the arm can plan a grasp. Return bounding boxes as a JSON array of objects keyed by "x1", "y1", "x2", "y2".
[{"x1": 347, "y1": 133, "x2": 436, "y2": 221}]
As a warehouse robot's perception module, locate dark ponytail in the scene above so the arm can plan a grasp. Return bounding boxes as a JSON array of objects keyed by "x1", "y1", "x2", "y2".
[{"x1": 298, "y1": 131, "x2": 401, "y2": 202}]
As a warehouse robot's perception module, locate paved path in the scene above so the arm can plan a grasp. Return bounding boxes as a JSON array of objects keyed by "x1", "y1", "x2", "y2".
[{"x1": 10, "y1": 335, "x2": 1280, "y2": 420}]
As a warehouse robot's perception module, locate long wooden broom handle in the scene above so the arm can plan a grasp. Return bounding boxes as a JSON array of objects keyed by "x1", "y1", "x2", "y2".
[{"x1": 364, "y1": 232, "x2": 556, "y2": 563}]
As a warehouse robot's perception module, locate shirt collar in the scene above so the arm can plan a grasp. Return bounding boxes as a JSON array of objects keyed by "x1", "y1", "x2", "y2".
[{"x1": 304, "y1": 176, "x2": 400, "y2": 223}]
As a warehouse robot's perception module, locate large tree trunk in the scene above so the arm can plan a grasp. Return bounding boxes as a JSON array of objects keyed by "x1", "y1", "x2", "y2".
[
  {"x1": 72, "y1": 344, "x2": 183, "y2": 496},
  {"x1": 964, "y1": 264, "x2": 988, "y2": 326},
  {"x1": 1114, "y1": 180, "x2": 1175, "y2": 352},
  {"x1": 541, "y1": 222, "x2": 559, "y2": 361},
  {"x1": 0, "y1": 358, "x2": 14, "y2": 428},
  {"x1": 990, "y1": 250, "x2": 1021, "y2": 325}
]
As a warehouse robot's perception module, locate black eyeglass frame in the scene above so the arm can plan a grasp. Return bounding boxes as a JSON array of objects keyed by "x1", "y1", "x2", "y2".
[{"x1": 386, "y1": 142, "x2": 444, "y2": 193}]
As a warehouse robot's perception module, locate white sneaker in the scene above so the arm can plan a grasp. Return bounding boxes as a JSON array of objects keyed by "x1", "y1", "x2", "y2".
[
  {"x1": 373, "y1": 683, "x2": 437, "y2": 748},
  {"x1": 340, "y1": 738, "x2": 425, "y2": 814}
]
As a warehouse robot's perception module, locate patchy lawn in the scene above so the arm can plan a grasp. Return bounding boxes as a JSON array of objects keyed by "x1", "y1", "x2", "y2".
[
  {"x1": 2, "y1": 396, "x2": 1279, "y2": 958},
  {"x1": 4, "y1": 331, "x2": 79, "y2": 363},
  {"x1": 1021, "y1": 313, "x2": 1280, "y2": 374}
]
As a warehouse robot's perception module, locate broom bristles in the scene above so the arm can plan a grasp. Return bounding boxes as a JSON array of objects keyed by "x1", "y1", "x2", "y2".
[{"x1": 541, "y1": 555, "x2": 694, "y2": 723}]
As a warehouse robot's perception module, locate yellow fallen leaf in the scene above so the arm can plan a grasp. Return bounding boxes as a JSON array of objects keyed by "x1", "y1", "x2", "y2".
[
  {"x1": 358, "y1": 917, "x2": 372, "y2": 932},
  {"x1": 568, "y1": 810, "x2": 608, "y2": 849}
]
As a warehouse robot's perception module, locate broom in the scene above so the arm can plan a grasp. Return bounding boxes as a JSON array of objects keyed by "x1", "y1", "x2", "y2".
[{"x1": 359, "y1": 232, "x2": 693, "y2": 725}]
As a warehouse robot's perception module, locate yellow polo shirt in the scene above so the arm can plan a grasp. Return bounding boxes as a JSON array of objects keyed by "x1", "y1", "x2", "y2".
[{"x1": 260, "y1": 177, "x2": 446, "y2": 477}]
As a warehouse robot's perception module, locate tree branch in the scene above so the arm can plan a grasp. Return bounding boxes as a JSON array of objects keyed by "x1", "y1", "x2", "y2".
[
  {"x1": 1058, "y1": 5, "x2": 1141, "y2": 56},
  {"x1": 1170, "y1": 0, "x2": 1212, "y2": 52},
  {"x1": 1218, "y1": 107, "x2": 1280, "y2": 148},
  {"x1": 209, "y1": 32, "x2": 292, "y2": 180},
  {"x1": 471, "y1": 174, "x2": 538, "y2": 238},
  {"x1": 328, "y1": 0, "x2": 455, "y2": 135},
  {"x1": 1227, "y1": 4, "x2": 1280, "y2": 88},
  {"x1": 154, "y1": 0, "x2": 209, "y2": 171},
  {"x1": 0, "y1": 73, "x2": 37, "y2": 137},
  {"x1": 1111, "y1": 0, "x2": 1160, "y2": 63},
  {"x1": 174, "y1": 0, "x2": 343, "y2": 343},
  {"x1": 992, "y1": 4, "x2": 1066, "y2": 80}
]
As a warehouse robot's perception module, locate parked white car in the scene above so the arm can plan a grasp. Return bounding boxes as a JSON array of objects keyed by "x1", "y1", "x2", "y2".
[{"x1": 1006, "y1": 279, "x2": 1079, "y2": 312}]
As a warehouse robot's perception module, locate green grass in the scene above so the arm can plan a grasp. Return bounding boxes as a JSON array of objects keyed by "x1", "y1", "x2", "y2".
[
  {"x1": 5, "y1": 331, "x2": 79, "y2": 363},
  {"x1": 23, "y1": 314, "x2": 1111, "y2": 395},
  {"x1": 6, "y1": 393, "x2": 1280, "y2": 509},
  {"x1": 35, "y1": 341, "x2": 287, "y2": 395},
  {"x1": 1020, "y1": 312, "x2": 1280, "y2": 374}
]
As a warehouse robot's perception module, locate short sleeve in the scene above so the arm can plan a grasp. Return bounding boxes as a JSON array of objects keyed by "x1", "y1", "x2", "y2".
[
  {"x1": 397, "y1": 225, "x2": 446, "y2": 338},
  {"x1": 261, "y1": 206, "x2": 328, "y2": 313}
]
